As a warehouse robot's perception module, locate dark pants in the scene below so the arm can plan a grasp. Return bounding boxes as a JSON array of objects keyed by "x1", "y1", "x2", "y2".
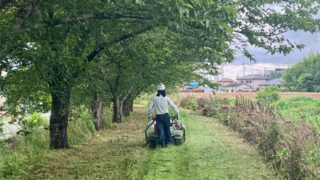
[{"x1": 156, "y1": 113, "x2": 171, "y2": 145}]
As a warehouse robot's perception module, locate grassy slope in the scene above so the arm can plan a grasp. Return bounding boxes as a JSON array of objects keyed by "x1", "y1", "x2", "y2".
[{"x1": 27, "y1": 105, "x2": 278, "y2": 180}]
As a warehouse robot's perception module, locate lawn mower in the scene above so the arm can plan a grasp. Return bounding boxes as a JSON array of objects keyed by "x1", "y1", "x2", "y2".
[{"x1": 145, "y1": 115, "x2": 186, "y2": 148}]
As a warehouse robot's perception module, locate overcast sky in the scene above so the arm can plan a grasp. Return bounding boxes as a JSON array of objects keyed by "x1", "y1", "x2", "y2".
[
  {"x1": 233, "y1": 3, "x2": 320, "y2": 65},
  {"x1": 233, "y1": 31, "x2": 320, "y2": 65}
]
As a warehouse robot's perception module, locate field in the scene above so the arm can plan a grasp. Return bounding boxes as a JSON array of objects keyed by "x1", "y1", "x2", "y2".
[{"x1": 179, "y1": 92, "x2": 320, "y2": 100}]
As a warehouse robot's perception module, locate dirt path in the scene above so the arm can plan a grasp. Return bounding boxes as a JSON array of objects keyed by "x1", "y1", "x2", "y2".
[{"x1": 28, "y1": 105, "x2": 278, "y2": 180}]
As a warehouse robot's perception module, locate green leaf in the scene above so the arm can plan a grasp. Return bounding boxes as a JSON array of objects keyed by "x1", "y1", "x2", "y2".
[
  {"x1": 135, "y1": 0, "x2": 145, "y2": 6},
  {"x1": 184, "y1": 4, "x2": 194, "y2": 9}
]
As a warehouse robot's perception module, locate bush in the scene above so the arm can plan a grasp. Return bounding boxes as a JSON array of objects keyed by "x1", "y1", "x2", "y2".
[
  {"x1": 193, "y1": 96, "x2": 320, "y2": 179},
  {"x1": 196, "y1": 98, "x2": 209, "y2": 109},
  {"x1": 179, "y1": 97, "x2": 197, "y2": 111},
  {"x1": 0, "y1": 110, "x2": 96, "y2": 179},
  {"x1": 256, "y1": 86, "x2": 280, "y2": 105},
  {"x1": 68, "y1": 110, "x2": 96, "y2": 145},
  {"x1": 23, "y1": 113, "x2": 48, "y2": 129}
]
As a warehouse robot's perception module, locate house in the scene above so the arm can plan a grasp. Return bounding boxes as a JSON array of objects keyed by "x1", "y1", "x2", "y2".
[
  {"x1": 186, "y1": 80, "x2": 199, "y2": 89},
  {"x1": 180, "y1": 80, "x2": 204, "y2": 92},
  {"x1": 259, "y1": 78, "x2": 283, "y2": 88},
  {"x1": 218, "y1": 78, "x2": 234, "y2": 87},
  {"x1": 224, "y1": 83, "x2": 253, "y2": 92},
  {"x1": 203, "y1": 85, "x2": 225, "y2": 93},
  {"x1": 237, "y1": 74, "x2": 268, "y2": 91}
]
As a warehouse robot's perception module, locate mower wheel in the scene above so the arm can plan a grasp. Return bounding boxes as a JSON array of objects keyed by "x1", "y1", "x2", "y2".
[
  {"x1": 149, "y1": 139, "x2": 157, "y2": 148},
  {"x1": 174, "y1": 129, "x2": 186, "y2": 145}
]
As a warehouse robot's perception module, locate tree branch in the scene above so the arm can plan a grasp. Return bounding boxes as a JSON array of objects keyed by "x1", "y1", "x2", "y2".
[
  {"x1": 34, "y1": 13, "x2": 153, "y2": 28},
  {"x1": 86, "y1": 25, "x2": 154, "y2": 61}
]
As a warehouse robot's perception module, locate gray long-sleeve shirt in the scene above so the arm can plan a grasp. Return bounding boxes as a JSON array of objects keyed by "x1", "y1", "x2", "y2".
[{"x1": 148, "y1": 96, "x2": 179, "y2": 117}]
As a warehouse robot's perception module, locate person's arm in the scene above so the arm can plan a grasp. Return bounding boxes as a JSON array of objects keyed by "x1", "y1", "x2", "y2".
[
  {"x1": 167, "y1": 97, "x2": 179, "y2": 115},
  {"x1": 148, "y1": 98, "x2": 154, "y2": 118}
]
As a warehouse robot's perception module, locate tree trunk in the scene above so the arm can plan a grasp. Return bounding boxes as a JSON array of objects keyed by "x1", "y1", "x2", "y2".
[
  {"x1": 91, "y1": 93, "x2": 103, "y2": 131},
  {"x1": 49, "y1": 87, "x2": 71, "y2": 149},
  {"x1": 112, "y1": 97, "x2": 122, "y2": 123},
  {"x1": 130, "y1": 99, "x2": 134, "y2": 112},
  {"x1": 122, "y1": 98, "x2": 132, "y2": 117}
]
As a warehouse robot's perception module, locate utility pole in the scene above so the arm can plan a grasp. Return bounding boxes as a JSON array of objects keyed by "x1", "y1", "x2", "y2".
[{"x1": 242, "y1": 63, "x2": 245, "y2": 77}]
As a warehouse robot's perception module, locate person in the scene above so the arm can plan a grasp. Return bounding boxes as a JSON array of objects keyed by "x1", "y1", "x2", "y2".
[{"x1": 148, "y1": 83, "x2": 179, "y2": 148}]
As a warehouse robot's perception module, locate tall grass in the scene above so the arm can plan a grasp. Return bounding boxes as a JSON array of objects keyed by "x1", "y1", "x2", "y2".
[
  {"x1": 0, "y1": 109, "x2": 99, "y2": 179},
  {"x1": 180, "y1": 96, "x2": 320, "y2": 179}
]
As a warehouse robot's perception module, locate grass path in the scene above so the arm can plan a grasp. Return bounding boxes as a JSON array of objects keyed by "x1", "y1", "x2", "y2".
[
  {"x1": 141, "y1": 110, "x2": 278, "y2": 180},
  {"x1": 28, "y1": 105, "x2": 278, "y2": 180}
]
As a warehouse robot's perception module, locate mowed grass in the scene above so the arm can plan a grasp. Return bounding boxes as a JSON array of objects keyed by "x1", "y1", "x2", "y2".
[
  {"x1": 27, "y1": 105, "x2": 278, "y2": 180},
  {"x1": 27, "y1": 104, "x2": 149, "y2": 180},
  {"x1": 140, "y1": 110, "x2": 278, "y2": 180}
]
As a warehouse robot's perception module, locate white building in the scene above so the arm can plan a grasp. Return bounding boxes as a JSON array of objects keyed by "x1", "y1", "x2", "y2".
[{"x1": 237, "y1": 74, "x2": 268, "y2": 91}]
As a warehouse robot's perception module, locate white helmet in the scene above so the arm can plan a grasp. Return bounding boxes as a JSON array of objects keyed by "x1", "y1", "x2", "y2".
[{"x1": 157, "y1": 83, "x2": 165, "y2": 90}]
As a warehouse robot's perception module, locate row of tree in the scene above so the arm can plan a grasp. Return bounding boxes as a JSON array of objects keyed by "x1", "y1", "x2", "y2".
[
  {"x1": 0, "y1": 0, "x2": 319, "y2": 149},
  {"x1": 283, "y1": 53, "x2": 320, "y2": 92}
]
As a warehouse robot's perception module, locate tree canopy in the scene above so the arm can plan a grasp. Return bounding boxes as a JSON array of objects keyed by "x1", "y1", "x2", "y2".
[
  {"x1": 283, "y1": 53, "x2": 320, "y2": 92},
  {"x1": 1, "y1": 0, "x2": 320, "y2": 148}
]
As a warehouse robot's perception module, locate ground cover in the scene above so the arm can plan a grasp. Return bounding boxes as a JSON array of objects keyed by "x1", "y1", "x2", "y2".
[
  {"x1": 181, "y1": 96, "x2": 320, "y2": 178},
  {"x1": 274, "y1": 96, "x2": 320, "y2": 130},
  {"x1": 23, "y1": 104, "x2": 277, "y2": 180}
]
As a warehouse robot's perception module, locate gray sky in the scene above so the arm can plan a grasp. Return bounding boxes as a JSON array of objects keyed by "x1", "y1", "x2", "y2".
[{"x1": 233, "y1": 31, "x2": 320, "y2": 65}]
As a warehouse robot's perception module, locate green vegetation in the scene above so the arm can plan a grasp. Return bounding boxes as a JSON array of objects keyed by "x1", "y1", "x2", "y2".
[
  {"x1": 283, "y1": 53, "x2": 320, "y2": 92},
  {"x1": 1, "y1": 0, "x2": 320, "y2": 149},
  {"x1": 141, "y1": 110, "x2": 277, "y2": 180},
  {"x1": 0, "y1": 109, "x2": 101, "y2": 179},
  {"x1": 15, "y1": 105, "x2": 277, "y2": 179},
  {"x1": 275, "y1": 96, "x2": 320, "y2": 129},
  {"x1": 180, "y1": 96, "x2": 320, "y2": 179},
  {"x1": 256, "y1": 86, "x2": 280, "y2": 105},
  {"x1": 266, "y1": 71, "x2": 283, "y2": 80}
]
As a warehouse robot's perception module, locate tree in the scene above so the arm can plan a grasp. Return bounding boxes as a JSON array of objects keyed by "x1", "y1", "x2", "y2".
[
  {"x1": 1, "y1": 0, "x2": 319, "y2": 149},
  {"x1": 283, "y1": 53, "x2": 320, "y2": 92}
]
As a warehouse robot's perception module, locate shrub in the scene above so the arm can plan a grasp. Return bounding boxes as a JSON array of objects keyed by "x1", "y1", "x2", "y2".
[
  {"x1": 179, "y1": 97, "x2": 197, "y2": 111},
  {"x1": 256, "y1": 86, "x2": 280, "y2": 105},
  {"x1": 0, "y1": 110, "x2": 96, "y2": 179},
  {"x1": 206, "y1": 96, "x2": 320, "y2": 179},
  {"x1": 196, "y1": 98, "x2": 209, "y2": 109}
]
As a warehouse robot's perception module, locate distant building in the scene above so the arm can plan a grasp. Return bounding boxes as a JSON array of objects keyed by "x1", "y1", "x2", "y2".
[
  {"x1": 275, "y1": 68, "x2": 286, "y2": 74},
  {"x1": 224, "y1": 83, "x2": 253, "y2": 92},
  {"x1": 259, "y1": 78, "x2": 283, "y2": 88},
  {"x1": 237, "y1": 74, "x2": 268, "y2": 91},
  {"x1": 181, "y1": 80, "x2": 204, "y2": 92},
  {"x1": 186, "y1": 80, "x2": 199, "y2": 89},
  {"x1": 218, "y1": 78, "x2": 234, "y2": 87}
]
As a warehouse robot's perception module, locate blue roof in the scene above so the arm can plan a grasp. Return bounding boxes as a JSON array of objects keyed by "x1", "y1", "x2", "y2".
[
  {"x1": 186, "y1": 80, "x2": 199, "y2": 89},
  {"x1": 189, "y1": 80, "x2": 199, "y2": 87}
]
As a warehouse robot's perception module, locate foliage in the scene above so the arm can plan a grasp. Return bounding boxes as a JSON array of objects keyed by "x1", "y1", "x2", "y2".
[
  {"x1": 179, "y1": 96, "x2": 197, "y2": 110},
  {"x1": 183, "y1": 96, "x2": 320, "y2": 178},
  {"x1": 283, "y1": 53, "x2": 320, "y2": 92},
  {"x1": 256, "y1": 86, "x2": 280, "y2": 105},
  {"x1": 0, "y1": 0, "x2": 320, "y2": 147},
  {"x1": 274, "y1": 96, "x2": 320, "y2": 129},
  {"x1": 17, "y1": 113, "x2": 49, "y2": 136},
  {"x1": 266, "y1": 71, "x2": 282, "y2": 80},
  {"x1": 0, "y1": 110, "x2": 95, "y2": 179},
  {"x1": 22, "y1": 113, "x2": 48, "y2": 129}
]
